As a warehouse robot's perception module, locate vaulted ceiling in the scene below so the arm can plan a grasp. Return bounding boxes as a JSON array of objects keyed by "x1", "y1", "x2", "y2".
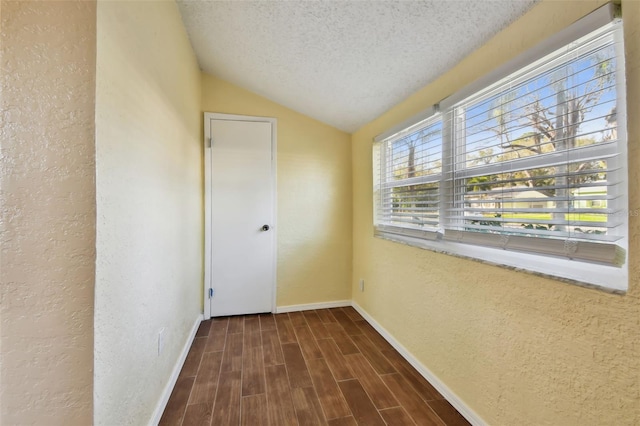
[{"x1": 178, "y1": 0, "x2": 538, "y2": 132}]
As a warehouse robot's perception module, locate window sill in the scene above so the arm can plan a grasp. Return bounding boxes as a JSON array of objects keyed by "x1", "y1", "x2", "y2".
[{"x1": 375, "y1": 231, "x2": 627, "y2": 294}]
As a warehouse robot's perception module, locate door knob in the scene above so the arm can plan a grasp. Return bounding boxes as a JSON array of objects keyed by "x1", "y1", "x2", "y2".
[{"x1": 261, "y1": 225, "x2": 270, "y2": 231}]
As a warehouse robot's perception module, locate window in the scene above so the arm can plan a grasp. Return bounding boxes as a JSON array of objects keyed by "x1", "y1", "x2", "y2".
[
  {"x1": 374, "y1": 117, "x2": 443, "y2": 240},
  {"x1": 373, "y1": 4, "x2": 627, "y2": 291}
]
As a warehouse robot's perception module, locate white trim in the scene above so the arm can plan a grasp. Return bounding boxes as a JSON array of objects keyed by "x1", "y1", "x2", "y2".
[
  {"x1": 203, "y1": 112, "x2": 278, "y2": 319},
  {"x1": 351, "y1": 302, "x2": 486, "y2": 426},
  {"x1": 270, "y1": 120, "x2": 278, "y2": 314},
  {"x1": 274, "y1": 300, "x2": 351, "y2": 314},
  {"x1": 149, "y1": 313, "x2": 203, "y2": 426},
  {"x1": 375, "y1": 231, "x2": 627, "y2": 293},
  {"x1": 204, "y1": 114, "x2": 212, "y2": 320}
]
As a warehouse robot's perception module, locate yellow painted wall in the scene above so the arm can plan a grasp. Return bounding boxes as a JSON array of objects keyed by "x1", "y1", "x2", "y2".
[
  {"x1": 0, "y1": 1, "x2": 96, "y2": 423},
  {"x1": 352, "y1": 1, "x2": 640, "y2": 424},
  {"x1": 202, "y1": 75, "x2": 352, "y2": 307},
  {"x1": 95, "y1": 1, "x2": 202, "y2": 424}
]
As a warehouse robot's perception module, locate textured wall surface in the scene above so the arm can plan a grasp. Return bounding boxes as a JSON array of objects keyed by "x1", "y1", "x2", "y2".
[
  {"x1": 0, "y1": 1, "x2": 96, "y2": 423},
  {"x1": 179, "y1": 1, "x2": 536, "y2": 132},
  {"x1": 352, "y1": 0, "x2": 640, "y2": 424},
  {"x1": 94, "y1": 1, "x2": 202, "y2": 424},
  {"x1": 202, "y1": 75, "x2": 353, "y2": 307}
]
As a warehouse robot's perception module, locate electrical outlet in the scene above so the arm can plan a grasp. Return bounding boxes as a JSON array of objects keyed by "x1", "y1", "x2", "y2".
[
  {"x1": 158, "y1": 328, "x2": 166, "y2": 356},
  {"x1": 359, "y1": 279, "x2": 365, "y2": 292}
]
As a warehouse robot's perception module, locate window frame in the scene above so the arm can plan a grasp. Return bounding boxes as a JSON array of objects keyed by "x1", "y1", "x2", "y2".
[
  {"x1": 372, "y1": 3, "x2": 628, "y2": 292},
  {"x1": 374, "y1": 114, "x2": 444, "y2": 240}
]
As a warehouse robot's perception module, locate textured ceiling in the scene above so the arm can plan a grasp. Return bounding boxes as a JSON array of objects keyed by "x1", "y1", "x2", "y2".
[{"x1": 178, "y1": 0, "x2": 538, "y2": 132}]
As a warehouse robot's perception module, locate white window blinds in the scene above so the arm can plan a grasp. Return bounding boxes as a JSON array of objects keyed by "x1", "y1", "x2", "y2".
[
  {"x1": 443, "y1": 21, "x2": 626, "y2": 266},
  {"x1": 374, "y1": 116, "x2": 443, "y2": 240},
  {"x1": 373, "y1": 4, "x2": 627, "y2": 275}
]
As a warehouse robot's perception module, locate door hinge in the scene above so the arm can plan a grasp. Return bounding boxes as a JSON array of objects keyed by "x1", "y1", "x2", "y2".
[
  {"x1": 206, "y1": 138, "x2": 212, "y2": 148},
  {"x1": 209, "y1": 288, "x2": 214, "y2": 299}
]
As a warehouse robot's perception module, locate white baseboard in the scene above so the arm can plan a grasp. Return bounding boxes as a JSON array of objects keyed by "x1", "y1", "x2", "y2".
[
  {"x1": 149, "y1": 313, "x2": 203, "y2": 426},
  {"x1": 351, "y1": 302, "x2": 486, "y2": 426},
  {"x1": 275, "y1": 300, "x2": 351, "y2": 313}
]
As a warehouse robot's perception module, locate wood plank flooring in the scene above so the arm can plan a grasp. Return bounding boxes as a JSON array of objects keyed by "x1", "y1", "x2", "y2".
[{"x1": 160, "y1": 307, "x2": 470, "y2": 426}]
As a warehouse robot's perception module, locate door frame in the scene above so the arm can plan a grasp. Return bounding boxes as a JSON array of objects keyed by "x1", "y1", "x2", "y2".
[{"x1": 203, "y1": 112, "x2": 278, "y2": 320}]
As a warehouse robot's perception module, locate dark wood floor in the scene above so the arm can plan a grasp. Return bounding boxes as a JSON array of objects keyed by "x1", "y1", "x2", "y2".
[{"x1": 160, "y1": 307, "x2": 470, "y2": 426}]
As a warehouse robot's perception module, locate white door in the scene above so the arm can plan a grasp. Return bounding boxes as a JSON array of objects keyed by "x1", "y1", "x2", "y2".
[{"x1": 204, "y1": 113, "x2": 276, "y2": 318}]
